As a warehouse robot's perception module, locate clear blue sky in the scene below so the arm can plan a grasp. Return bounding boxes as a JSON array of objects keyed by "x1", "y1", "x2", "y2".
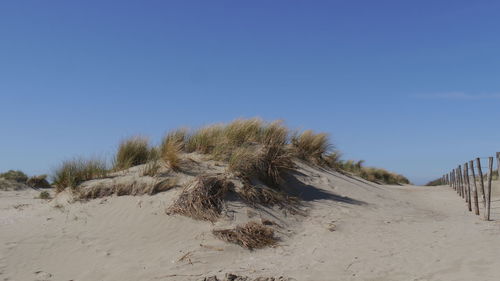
[{"x1": 1, "y1": 1, "x2": 499, "y2": 185}]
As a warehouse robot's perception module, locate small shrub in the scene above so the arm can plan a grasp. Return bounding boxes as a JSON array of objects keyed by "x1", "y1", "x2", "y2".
[
  {"x1": 26, "y1": 175, "x2": 51, "y2": 189},
  {"x1": 53, "y1": 158, "x2": 108, "y2": 192},
  {"x1": 213, "y1": 221, "x2": 278, "y2": 250},
  {"x1": 114, "y1": 137, "x2": 151, "y2": 170},
  {"x1": 39, "y1": 191, "x2": 51, "y2": 199},
  {"x1": 0, "y1": 170, "x2": 28, "y2": 183}
]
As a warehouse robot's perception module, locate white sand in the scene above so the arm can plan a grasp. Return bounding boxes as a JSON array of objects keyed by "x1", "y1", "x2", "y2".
[{"x1": 1, "y1": 162, "x2": 500, "y2": 281}]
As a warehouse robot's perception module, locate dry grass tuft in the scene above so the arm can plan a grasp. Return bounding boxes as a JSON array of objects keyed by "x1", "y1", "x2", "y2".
[
  {"x1": 185, "y1": 125, "x2": 224, "y2": 154},
  {"x1": 160, "y1": 131, "x2": 184, "y2": 171},
  {"x1": 228, "y1": 122, "x2": 293, "y2": 187},
  {"x1": 114, "y1": 136, "x2": 151, "y2": 170},
  {"x1": 53, "y1": 158, "x2": 108, "y2": 192},
  {"x1": 291, "y1": 130, "x2": 332, "y2": 164},
  {"x1": 212, "y1": 221, "x2": 278, "y2": 250},
  {"x1": 167, "y1": 175, "x2": 233, "y2": 222}
]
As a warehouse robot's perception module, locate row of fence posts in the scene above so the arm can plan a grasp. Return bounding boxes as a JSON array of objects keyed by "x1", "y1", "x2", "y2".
[{"x1": 441, "y1": 152, "x2": 499, "y2": 221}]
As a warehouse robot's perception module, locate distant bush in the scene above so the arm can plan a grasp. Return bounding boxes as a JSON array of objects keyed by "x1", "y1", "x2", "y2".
[
  {"x1": 425, "y1": 178, "x2": 444, "y2": 186},
  {"x1": 26, "y1": 175, "x2": 51, "y2": 189},
  {"x1": 0, "y1": 170, "x2": 28, "y2": 183},
  {"x1": 337, "y1": 160, "x2": 410, "y2": 185},
  {"x1": 114, "y1": 137, "x2": 151, "y2": 170},
  {"x1": 53, "y1": 158, "x2": 108, "y2": 192}
]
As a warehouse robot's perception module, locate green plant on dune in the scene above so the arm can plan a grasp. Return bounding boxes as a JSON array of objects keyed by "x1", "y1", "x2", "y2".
[
  {"x1": 0, "y1": 170, "x2": 28, "y2": 183},
  {"x1": 114, "y1": 136, "x2": 152, "y2": 170},
  {"x1": 53, "y1": 158, "x2": 108, "y2": 192}
]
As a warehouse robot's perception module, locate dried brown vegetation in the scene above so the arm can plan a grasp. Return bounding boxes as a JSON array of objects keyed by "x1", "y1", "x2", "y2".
[
  {"x1": 212, "y1": 221, "x2": 278, "y2": 250},
  {"x1": 79, "y1": 178, "x2": 177, "y2": 199},
  {"x1": 167, "y1": 175, "x2": 234, "y2": 222}
]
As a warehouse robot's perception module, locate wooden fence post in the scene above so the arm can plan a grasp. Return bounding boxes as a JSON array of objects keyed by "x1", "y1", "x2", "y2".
[
  {"x1": 464, "y1": 163, "x2": 471, "y2": 211},
  {"x1": 476, "y1": 158, "x2": 486, "y2": 209},
  {"x1": 451, "y1": 170, "x2": 455, "y2": 190},
  {"x1": 470, "y1": 160, "x2": 480, "y2": 215},
  {"x1": 485, "y1": 157, "x2": 493, "y2": 221},
  {"x1": 458, "y1": 165, "x2": 464, "y2": 198}
]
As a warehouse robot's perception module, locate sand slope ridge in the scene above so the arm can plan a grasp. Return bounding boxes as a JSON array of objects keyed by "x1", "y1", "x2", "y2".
[{"x1": 1, "y1": 159, "x2": 500, "y2": 281}]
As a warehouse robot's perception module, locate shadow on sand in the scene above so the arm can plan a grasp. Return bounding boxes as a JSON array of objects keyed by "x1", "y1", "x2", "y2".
[{"x1": 284, "y1": 171, "x2": 367, "y2": 206}]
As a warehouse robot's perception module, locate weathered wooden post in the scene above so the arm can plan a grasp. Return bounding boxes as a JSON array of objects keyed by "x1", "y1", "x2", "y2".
[
  {"x1": 485, "y1": 157, "x2": 493, "y2": 221},
  {"x1": 470, "y1": 160, "x2": 480, "y2": 215},
  {"x1": 458, "y1": 165, "x2": 464, "y2": 198},
  {"x1": 476, "y1": 158, "x2": 486, "y2": 209},
  {"x1": 451, "y1": 170, "x2": 455, "y2": 190},
  {"x1": 464, "y1": 163, "x2": 471, "y2": 211},
  {"x1": 453, "y1": 169, "x2": 457, "y2": 192}
]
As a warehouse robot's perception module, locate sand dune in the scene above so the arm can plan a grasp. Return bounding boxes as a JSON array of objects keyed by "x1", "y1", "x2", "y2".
[{"x1": 1, "y1": 161, "x2": 500, "y2": 281}]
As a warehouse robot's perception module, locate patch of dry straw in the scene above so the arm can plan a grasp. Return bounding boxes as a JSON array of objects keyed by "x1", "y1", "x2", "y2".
[
  {"x1": 79, "y1": 178, "x2": 177, "y2": 199},
  {"x1": 167, "y1": 175, "x2": 233, "y2": 222},
  {"x1": 212, "y1": 221, "x2": 278, "y2": 250}
]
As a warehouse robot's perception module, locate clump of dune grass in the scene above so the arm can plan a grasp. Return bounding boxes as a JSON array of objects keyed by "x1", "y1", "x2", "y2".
[
  {"x1": 212, "y1": 221, "x2": 278, "y2": 250},
  {"x1": 226, "y1": 121, "x2": 294, "y2": 187},
  {"x1": 324, "y1": 151, "x2": 343, "y2": 169},
  {"x1": 53, "y1": 158, "x2": 108, "y2": 192},
  {"x1": 0, "y1": 170, "x2": 28, "y2": 183},
  {"x1": 167, "y1": 175, "x2": 233, "y2": 222},
  {"x1": 114, "y1": 136, "x2": 151, "y2": 170},
  {"x1": 185, "y1": 125, "x2": 224, "y2": 154},
  {"x1": 160, "y1": 131, "x2": 185, "y2": 171},
  {"x1": 359, "y1": 167, "x2": 410, "y2": 185},
  {"x1": 291, "y1": 130, "x2": 331, "y2": 164},
  {"x1": 337, "y1": 159, "x2": 409, "y2": 185},
  {"x1": 141, "y1": 148, "x2": 162, "y2": 177}
]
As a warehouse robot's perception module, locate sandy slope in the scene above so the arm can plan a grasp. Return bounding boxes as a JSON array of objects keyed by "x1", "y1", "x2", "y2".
[{"x1": 1, "y1": 164, "x2": 500, "y2": 281}]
